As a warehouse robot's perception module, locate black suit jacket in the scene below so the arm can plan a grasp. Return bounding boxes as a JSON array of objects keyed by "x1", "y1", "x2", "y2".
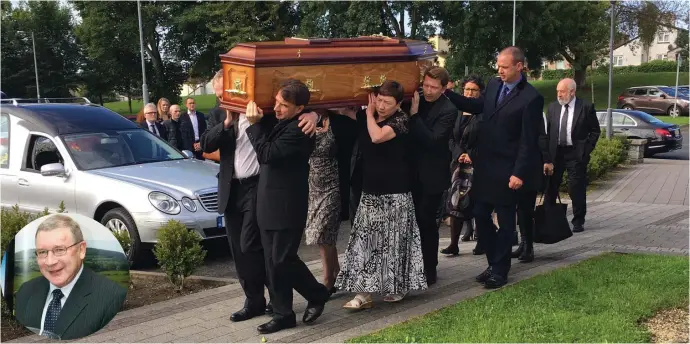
[
  {"x1": 200, "y1": 105, "x2": 278, "y2": 214},
  {"x1": 409, "y1": 94, "x2": 458, "y2": 194},
  {"x1": 544, "y1": 98, "x2": 601, "y2": 163},
  {"x1": 162, "y1": 118, "x2": 194, "y2": 152},
  {"x1": 445, "y1": 76, "x2": 544, "y2": 205},
  {"x1": 185, "y1": 111, "x2": 207, "y2": 141},
  {"x1": 246, "y1": 116, "x2": 315, "y2": 231},
  {"x1": 15, "y1": 267, "x2": 127, "y2": 340},
  {"x1": 139, "y1": 121, "x2": 167, "y2": 141}
]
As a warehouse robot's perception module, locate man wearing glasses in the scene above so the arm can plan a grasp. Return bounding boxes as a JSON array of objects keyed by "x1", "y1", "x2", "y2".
[{"x1": 14, "y1": 214, "x2": 127, "y2": 340}]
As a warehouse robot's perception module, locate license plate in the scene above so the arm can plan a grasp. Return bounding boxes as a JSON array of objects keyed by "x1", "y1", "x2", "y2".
[{"x1": 217, "y1": 216, "x2": 225, "y2": 228}]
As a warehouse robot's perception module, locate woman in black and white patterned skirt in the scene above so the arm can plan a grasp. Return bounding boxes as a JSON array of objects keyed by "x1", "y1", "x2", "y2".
[{"x1": 333, "y1": 81, "x2": 427, "y2": 310}]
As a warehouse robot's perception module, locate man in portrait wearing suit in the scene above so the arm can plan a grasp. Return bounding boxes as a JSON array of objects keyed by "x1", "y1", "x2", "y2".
[
  {"x1": 14, "y1": 214, "x2": 127, "y2": 340},
  {"x1": 200, "y1": 72, "x2": 317, "y2": 327},
  {"x1": 139, "y1": 103, "x2": 167, "y2": 140},
  {"x1": 244, "y1": 79, "x2": 330, "y2": 334},
  {"x1": 408, "y1": 66, "x2": 458, "y2": 285},
  {"x1": 443, "y1": 46, "x2": 544, "y2": 289},
  {"x1": 543, "y1": 78, "x2": 600, "y2": 233},
  {"x1": 183, "y1": 97, "x2": 207, "y2": 160}
]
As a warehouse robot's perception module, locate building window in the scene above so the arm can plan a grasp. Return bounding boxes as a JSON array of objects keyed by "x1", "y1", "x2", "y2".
[
  {"x1": 613, "y1": 56, "x2": 624, "y2": 66},
  {"x1": 556, "y1": 60, "x2": 565, "y2": 70},
  {"x1": 657, "y1": 31, "x2": 671, "y2": 43}
]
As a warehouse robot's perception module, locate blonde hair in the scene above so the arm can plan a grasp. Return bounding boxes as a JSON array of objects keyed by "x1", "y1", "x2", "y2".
[{"x1": 156, "y1": 98, "x2": 171, "y2": 121}]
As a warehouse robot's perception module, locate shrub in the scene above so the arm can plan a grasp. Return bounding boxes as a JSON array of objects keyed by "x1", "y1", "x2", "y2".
[
  {"x1": 542, "y1": 60, "x2": 688, "y2": 80},
  {"x1": 1, "y1": 206, "x2": 49, "y2": 259},
  {"x1": 153, "y1": 220, "x2": 206, "y2": 291},
  {"x1": 111, "y1": 230, "x2": 131, "y2": 254},
  {"x1": 560, "y1": 134, "x2": 628, "y2": 191}
]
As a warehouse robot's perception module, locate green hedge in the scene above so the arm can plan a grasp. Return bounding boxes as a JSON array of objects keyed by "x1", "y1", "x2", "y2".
[
  {"x1": 542, "y1": 60, "x2": 689, "y2": 80},
  {"x1": 561, "y1": 132, "x2": 628, "y2": 190}
]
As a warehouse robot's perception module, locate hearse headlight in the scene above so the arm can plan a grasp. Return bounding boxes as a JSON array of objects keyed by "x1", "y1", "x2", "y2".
[
  {"x1": 181, "y1": 197, "x2": 197, "y2": 212},
  {"x1": 148, "y1": 192, "x2": 181, "y2": 215}
]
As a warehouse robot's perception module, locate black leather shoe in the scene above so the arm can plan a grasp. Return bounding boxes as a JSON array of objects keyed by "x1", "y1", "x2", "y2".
[
  {"x1": 573, "y1": 226, "x2": 584, "y2": 233},
  {"x1": 511, "y1": 241, "x2": 525, "y2": 258},
  {"x1": 440, "y1": 245, "x2": 459, "y2": 256},
  {"x1": 518, "y1": 243, "x2": 534, "y2": 263},
  {"x1": 257, "y1": 317, "x2": 297, "y2": 334},
  {"x1": 483, "y1": 274, "x2": 507, "y2": 289},
  {"x1": 472, "y1": 244, "x2": 485, "y2": 255},
  {"x1": 475, "y1": 267, "x2": 492, "y2": 283},
  {"x1": 231, "y1": 307, "x2": 264, "y2": 322},
  {"x1": 265, "y1": 301, "x2": 273, "y2": 315},
  {"x1": 303, "y1": 301, "x2": 326, "y2": 324}
]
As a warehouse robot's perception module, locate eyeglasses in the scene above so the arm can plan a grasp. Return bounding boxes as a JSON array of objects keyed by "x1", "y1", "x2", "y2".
[
  {"x1": 145, "y1": 111, "x2": 157, "y2": 115},
  {"x1": 464, "y1": 88, "x2": 480, "y2": 92},
  {"x1": 35, "y1": 241, "x2": 82, "y2": 259}
]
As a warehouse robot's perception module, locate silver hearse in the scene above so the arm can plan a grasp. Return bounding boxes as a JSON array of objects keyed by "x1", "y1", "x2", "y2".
[{"x1": 0, "y1": 99, "x2": 224, "y2": 265}]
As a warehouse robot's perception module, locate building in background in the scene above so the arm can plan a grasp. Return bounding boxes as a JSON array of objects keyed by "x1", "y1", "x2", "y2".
[{"x1": 428, "y1": 35, "x2": 450, "y2": 67}]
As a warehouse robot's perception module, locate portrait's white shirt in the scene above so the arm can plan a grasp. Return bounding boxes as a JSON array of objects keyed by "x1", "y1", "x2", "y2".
[
  {"x1": 40, "y1": 264, "x2": 84, "y2": 336},
  {"x1": 234, "y1": 113, "x2": 260, "y2": 178},
  {"x1": 558, "y1": 96, "x2": 576, "y2": 146}
]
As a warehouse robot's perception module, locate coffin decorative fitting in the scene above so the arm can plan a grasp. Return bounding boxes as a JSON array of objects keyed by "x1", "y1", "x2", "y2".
[
  {"x1": 226, "y1": 78, "x2": 247, "y2": 96},
  {"x1": 297, "y1": 49, "x2": 301, "y2": 58},
  {"x1": 360, "y1": 74, "x2": 386, "y2": 89},
  {"x1": 305, "y1": 79, "x2": 320, "y2": 93}
]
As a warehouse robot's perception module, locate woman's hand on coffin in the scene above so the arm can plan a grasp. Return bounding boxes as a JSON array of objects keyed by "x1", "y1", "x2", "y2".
[
  {"x1": 366, "y1": 93, "x2": 376, "y2": 118},
  {"x1": 298, "y1": 111, "x2": 318, "y2": 137}
]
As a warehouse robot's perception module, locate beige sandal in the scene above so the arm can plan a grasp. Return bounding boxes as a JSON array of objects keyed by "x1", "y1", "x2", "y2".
[
  {"x1": 343, "y1": 293, "x2": 373, "y2": 310},
  {"x1": 383, "y1": 292, "x2": 408, "y2": 303}
]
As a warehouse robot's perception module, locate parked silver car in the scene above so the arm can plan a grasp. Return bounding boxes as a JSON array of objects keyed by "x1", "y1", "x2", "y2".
[{"x1": 0, "y1": 101, "x2": 223, "y2": 265}]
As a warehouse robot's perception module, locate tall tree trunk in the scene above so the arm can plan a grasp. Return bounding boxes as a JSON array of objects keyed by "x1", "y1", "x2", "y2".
[
  {"x1": 399, "y1": 11, "x2": 405, "y2": 37},
  {"x1": 573, "y1": 68, "x2": 587, "y2": 89},
  {"x1": 99, "y1": 94, "x2": 103, "y2": 105},
  {"x1": 410, "y1": 7, "x2": 418, "y2": 38},
  {"x1": 127, "y1": 88, "x2": 132, "y2": 114}
]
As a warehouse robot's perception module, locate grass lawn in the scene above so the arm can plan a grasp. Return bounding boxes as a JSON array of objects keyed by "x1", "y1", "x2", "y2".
[
  {"x1": 654, "y1": 115, "x2": 690, "y2": 126},
  {"x1": 104, "y1": 94, "x2": 217, "y2": 116},
  {"x1": 350, "y1": 253, "x2": 689, "y2": 343},
  {"x1": 531, "y1": 72, "x2": 689, "y2": 111}
]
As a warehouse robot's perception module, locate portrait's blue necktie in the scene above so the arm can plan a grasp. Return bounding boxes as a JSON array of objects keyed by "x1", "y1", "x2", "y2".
[{"x1": 44, "y1": 289, "x2": 64, "y2": 336}]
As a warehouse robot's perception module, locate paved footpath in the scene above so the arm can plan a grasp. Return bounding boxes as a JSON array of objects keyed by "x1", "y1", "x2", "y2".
[{"x1": 10, "y1": 159, "x2": 688, "y2": 343}]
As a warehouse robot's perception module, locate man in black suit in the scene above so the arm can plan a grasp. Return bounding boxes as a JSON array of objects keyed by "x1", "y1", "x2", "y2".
[
  {"x1": 14, "y1": 214, "x2": 127, "y2": 340},
  {"x1": 244, "y1": 80, "x2": 330, "y2": 334},
  {"x1": 543, "y1": 78, "x2": 600, "y2": 233},
  {"x1": 162, "y1": 105, "x2": 195, "y2": 152},
  {"x1": 139, "y1": 103, "x2": 167, "y2": 140},
  {"x1": 444, "y1": 46, "x2": 544, "y2": 288},
  {"x1": 201, "y1": 72, "x2": 318, "y2": 327},
  {"x1": 183, "y1": 97, "x2": 207, "y2": 160},
  {"x1": 408, "y1": 66, "x2": 458, "y2": 285}
]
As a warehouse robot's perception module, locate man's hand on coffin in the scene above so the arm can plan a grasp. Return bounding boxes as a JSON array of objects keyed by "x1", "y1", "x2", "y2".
[
  {"x1": 298, "y1": 112, "x2": 318, "y2": 137},
  {"x1": 410, "y1": 91, "x2": 420, "y2": 116},
  {"x1": 246, "y1": 101, "x2": 263, "y2": 124},
  {"x1": 366, "y1": 93, "x2": 376, "y2": 118}
]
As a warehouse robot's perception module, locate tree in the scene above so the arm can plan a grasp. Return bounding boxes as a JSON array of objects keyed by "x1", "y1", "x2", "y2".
[{"x1": 1, "y1": 1, "x2": 81, "y2": 98}]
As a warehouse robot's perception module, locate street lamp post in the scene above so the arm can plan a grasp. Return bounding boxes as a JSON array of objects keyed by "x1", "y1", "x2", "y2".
[
  {"x1": 512, "y1": 0, "x2": 516, "y2": 46},
  {"x1": 606, "y1": 1, "x2": 615, "y2": 139},
  {"x1": 137, "y1": 0, "x2": 149, "y2": 105},
  {"x1": 17, "y1": 31, "x2": 40, "y2": 99}
]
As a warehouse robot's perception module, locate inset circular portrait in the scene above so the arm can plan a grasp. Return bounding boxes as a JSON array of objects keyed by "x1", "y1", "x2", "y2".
[{"x1": 10, "y1": 213, "x2": 129, "y2": 340}]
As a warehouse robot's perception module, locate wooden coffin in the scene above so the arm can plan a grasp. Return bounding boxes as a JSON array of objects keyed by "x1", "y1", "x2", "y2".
[{"x1": 219, "y1": 36, "x2": 437, "y2": 113}]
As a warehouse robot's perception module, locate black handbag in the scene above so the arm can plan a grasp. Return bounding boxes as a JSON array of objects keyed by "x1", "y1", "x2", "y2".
[{"x1": 534, "y1": 178, "x2": 572, "y2": 244}]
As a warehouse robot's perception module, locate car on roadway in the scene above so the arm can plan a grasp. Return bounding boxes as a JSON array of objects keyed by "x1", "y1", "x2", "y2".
[
  {"x1": 0, "y1": 98, "x2": 224, "y2": 266},
  {"x1": 596, "y1": 109, "x2": 683, "y2": 156},
  {"x1": 616, "y1": 86, "x2": 689, "y2": 117}
]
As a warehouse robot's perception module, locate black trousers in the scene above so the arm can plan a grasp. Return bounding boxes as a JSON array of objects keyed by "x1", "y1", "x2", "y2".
[
  {"x1": 473, "y1": 201, "x2": 516, "y2": 278},
  {"x1": 412, "y1": 191, "x2": 444, "y2": 277},
  {"x1": 546, "y1": 146, "x2": 587, "y2": 228},
  {"x1": 260, "y1": 227, "x2": 329, "y2": 320},
  {"x1": 225, "y1": 177, "x2": 268, "y2": 310},
  {"x1": 517, "y1": 190, "x2": 538, "y2": 244}
]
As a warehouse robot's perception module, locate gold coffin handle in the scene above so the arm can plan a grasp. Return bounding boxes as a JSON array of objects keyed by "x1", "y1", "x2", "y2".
[
  {"x1": 305, "y1": 79, "x2": 320, "y2": 93},
  {"x1": 225, "y1": 78, "x2": 247, "y2": 96},
  {"x1": 360, "y1": 75, "x2": 387, "y2": 89}
]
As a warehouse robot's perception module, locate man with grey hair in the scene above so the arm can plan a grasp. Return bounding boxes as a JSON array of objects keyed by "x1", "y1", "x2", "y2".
[
  {"x1": 14, "y1": 214, "x2": 127, "y2": 340},
  {"x1": 543, "y1": 77, "x2": 600, "y2": 233},
  {"x1": 139, "y1": 102, "x2": 167, "y2": 140}
]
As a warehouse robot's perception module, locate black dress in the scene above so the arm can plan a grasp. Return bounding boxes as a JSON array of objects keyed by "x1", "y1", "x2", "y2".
[{"x1": 335, "y1": 110, "x2": 427, "y2": 295}]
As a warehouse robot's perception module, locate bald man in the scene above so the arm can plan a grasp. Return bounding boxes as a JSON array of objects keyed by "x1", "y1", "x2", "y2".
[{"x1": 543, "y1": 78, "x2": 600, "y2": 233}]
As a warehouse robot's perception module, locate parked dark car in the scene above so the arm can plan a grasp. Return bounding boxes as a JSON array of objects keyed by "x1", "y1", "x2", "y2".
[
  {"x1": 596, "y1": 109, "x2": 683, "y2": 156},
  {"x1": 616, "y1": 86, "x2": 689, "y2": 117}
]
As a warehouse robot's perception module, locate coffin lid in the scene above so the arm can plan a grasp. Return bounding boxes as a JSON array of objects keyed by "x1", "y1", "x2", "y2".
[{"x1": 220, "y1": 36, "x2": 437, "y2": 67}]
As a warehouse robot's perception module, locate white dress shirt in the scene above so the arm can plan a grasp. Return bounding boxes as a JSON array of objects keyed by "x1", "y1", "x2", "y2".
[
  {"x1": 40, "y1": 264, "x2": 84, "y2": 336},
  {"x1": 188, "y1": 111, "x2": 200, "y2": 141},
  {"x1": 146, "y1": 120, "x2": 159, "y2": 136},
  {"x1": 234, "y1": 114, "x2": 260, "y2": 178},
  {"x1": 558, "y1": 97, "x2": 576, "y2": 146}
]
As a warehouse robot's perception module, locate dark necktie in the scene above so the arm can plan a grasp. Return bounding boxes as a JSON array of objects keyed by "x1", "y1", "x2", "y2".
[
  {"x1": 497, "y1": 85, "x2": 509, "y2": 105},
  {"x1": 559, "y1": 104, "x2": 570, "y2": 146},
  {"x1": 44, "y1": 289, "x2": 64, "y2": 335},
  {"x1": 149, "y1": 123, "x2": 157, "y2": 135}
]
